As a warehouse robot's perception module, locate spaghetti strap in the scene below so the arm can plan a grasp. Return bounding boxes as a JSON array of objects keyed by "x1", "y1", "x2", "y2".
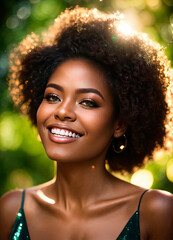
[
  {"x1": 9, "y1": 189, "x2": 30, "y2": 240},
  {"x1": 137, "y1": 189, "x2": 149, "y2": 211},
  {"x1": 21, "y1": 189, "x2": 26, "y2": 209}
]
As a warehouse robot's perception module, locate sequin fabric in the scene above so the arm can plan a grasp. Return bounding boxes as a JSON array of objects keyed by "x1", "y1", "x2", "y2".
[
  {"x1": 9, "y1": 190, "x2": 30, "y2": 240},
  {"x1": 9, "y1": 189, "x2": 148, "y2": 240},
  {"x1": 9, "y1": 208, "x2": 30, "y2": 240},
  {"x1": 116, "y1": 211, "x2": 140, "y2": 240}
]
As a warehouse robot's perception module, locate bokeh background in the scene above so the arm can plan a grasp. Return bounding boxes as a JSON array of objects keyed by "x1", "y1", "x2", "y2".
[{"x1": 0, "y1": 0, "x2": 173, "y2": 196}]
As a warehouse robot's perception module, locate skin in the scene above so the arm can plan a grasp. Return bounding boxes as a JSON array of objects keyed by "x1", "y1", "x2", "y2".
[{"x1": 0, "y1": 58, "x2": 173, "y2": 240}]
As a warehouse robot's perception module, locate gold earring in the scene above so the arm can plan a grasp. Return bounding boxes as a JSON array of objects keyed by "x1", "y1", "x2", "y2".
[{"x1": 113, "y1": 134, "x2": 127, "y2": 154}]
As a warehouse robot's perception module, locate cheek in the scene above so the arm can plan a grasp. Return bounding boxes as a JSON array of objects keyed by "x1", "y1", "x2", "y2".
[
  {"x1": 36, "y1": 102, "x2": 53, "y2": 132},
  {"x1": 36, "y1": 103, "x2": 44, "y2": 128},
  {"x1": 79, "y1": 107, "x2": 115, "y2": 139},
  {"x1": 75, "y1": 109, "x2": 115, "y2": 161}
]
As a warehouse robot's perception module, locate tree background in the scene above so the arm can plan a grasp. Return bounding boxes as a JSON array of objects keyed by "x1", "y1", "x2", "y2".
[{"x1": 0, "y1": 0, "x2": 173, "y2": 196}]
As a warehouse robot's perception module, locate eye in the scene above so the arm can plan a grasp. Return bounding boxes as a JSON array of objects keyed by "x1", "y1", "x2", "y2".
[
  {"x1": 80, "y1": 99, "x2": 98, "y2": 108},
  {"x1": 44, "y1": 94, "x2": 61, "y2": 103}
]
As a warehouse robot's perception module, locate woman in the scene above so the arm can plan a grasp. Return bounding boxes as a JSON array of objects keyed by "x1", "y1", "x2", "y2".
[{"x1": 0, "y1": 6, "x2": 173, "y2": 240}]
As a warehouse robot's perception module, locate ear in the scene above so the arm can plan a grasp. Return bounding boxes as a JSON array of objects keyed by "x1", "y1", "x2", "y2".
[{"x1": 113, "y1": 119, "x2": 127, "y2": 138}]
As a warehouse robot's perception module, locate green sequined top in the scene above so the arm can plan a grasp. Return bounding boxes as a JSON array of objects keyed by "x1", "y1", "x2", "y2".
[{"x1": 9, "y1": 189, "x2": 148, "y2": 240}]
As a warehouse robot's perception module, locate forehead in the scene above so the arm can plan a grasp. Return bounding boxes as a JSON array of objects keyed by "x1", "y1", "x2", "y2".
[{"x1": 48, "y1": 58, "x2": 111, "y2": 92}]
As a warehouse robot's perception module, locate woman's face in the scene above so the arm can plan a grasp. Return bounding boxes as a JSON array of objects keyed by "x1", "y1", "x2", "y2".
[{"x1": 37, "y1": 58, "x2": 117, "y2": 163}]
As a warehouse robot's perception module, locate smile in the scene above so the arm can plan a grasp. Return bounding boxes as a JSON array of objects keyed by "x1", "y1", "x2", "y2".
[{"x1": 50, "y1": 128, "x2": 81, "y2": 138}]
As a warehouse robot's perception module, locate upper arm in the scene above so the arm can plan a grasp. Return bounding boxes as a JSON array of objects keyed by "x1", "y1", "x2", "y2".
[
  {"x1": 141, "y1": 190, "x2": 173, "y2": 240},
  {"x1": 0, "y1": 190, "x2": 23, "y2": 240}
]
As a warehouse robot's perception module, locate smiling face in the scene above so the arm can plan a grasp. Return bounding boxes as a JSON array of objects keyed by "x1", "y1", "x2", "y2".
[{"x1": 37, "y1": 58, "x2": 117, "y2": 163}]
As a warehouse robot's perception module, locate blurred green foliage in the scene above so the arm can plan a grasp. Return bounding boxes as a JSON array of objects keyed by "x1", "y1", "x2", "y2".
[{"x1": 0, "y1": 0, "x2": 173, "y2": 195}]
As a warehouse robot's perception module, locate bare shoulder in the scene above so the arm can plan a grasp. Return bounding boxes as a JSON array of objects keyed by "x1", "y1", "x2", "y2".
[
  {"x1": 143, "y1": 189, "x2": 173, "y2": 213},
  {"x1": 141, "y1": 189, "x2": 173, "y2": 240},
  {"x1": 0, "y1": 190, "x2": 23, "y2": 240}
]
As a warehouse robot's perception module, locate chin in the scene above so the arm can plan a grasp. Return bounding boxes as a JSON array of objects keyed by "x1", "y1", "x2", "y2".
[
  {"x1": 44, "y1": 147, "x2": 77, "y2": 163},
  {"x1": 45, "y1": 148, "x2": 66, "y2": 161}
]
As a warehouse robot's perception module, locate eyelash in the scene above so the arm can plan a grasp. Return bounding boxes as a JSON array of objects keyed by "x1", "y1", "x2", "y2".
[
  {"x1": 80, "y1": 99, "x2": 98, "y2": 108},
  {"x1": 44, "y1": 94, "x2": 98, "y2": 108},
  {"x1": 44, "y1": 94, "x2": 61, "y2": 102}
]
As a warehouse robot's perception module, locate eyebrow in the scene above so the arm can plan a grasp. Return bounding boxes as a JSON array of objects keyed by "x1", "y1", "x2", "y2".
[
  {"x1": 46, "y1": 83, "x2": 104, "y2": 100},
  {"x1": 46, "y1": 83, "x2": 63, "y2": 91}
]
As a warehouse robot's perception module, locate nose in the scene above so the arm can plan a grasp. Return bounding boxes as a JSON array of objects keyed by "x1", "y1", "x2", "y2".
[{"x1": 54, "y1": 99, "x2": 76, "y2": 122}]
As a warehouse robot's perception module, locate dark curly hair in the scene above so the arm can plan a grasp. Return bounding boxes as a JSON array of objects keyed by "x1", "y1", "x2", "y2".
[{"x1": 8, "y1": 6, "x2": 173, "y2": 173}]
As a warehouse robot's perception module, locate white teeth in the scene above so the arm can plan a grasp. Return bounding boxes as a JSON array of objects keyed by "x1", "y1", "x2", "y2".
[
  {"x1": 51, "y1": 128, "x2": 56, "y2": 134},
  {"x1": 65, "y1": 131, "x2": 69, "y2": 136},
  {"x1": 72, "y1": 133, "x2": 76, "y2": 138},
  {"x1": 52, "y1": 129, "x2": 60, "y2": 134},
  {"x1": 68, "y1": 132, "x2": 72, "y2": 137},
  {"x1": 57, "y1": 129, "x2": 60, "y2": 134},
  {"x1": 60, "y1": 130, "x2": 65, "y2": 135},
  {"x1": 50, "y1": 128, "x2": 80, "y2": 138}
]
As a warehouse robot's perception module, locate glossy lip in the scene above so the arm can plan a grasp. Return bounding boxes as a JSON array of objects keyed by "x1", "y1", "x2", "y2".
[{"x1": 47, "y1": 123, "x2": 83, "y2": 144}]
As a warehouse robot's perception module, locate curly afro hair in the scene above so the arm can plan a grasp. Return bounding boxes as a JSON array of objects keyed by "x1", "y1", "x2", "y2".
[{"x1": 8, "y1": 6, "x2": 173, "y2": 173}]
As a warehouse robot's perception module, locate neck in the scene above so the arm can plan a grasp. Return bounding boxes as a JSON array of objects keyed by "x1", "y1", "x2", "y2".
[{"x1": 53, "y1": 157, "x2": 113, "y2": 211}]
